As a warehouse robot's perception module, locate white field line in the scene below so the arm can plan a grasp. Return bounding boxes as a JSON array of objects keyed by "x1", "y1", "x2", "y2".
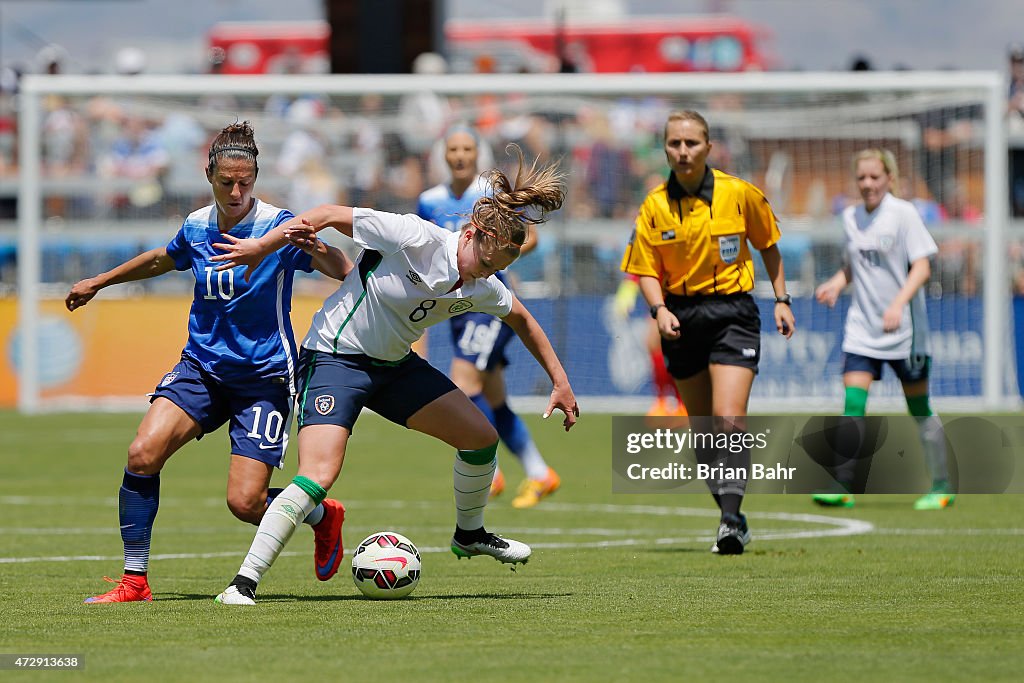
[{"x1": 0, "y1": 500, "x2": 876, "y2": 564}]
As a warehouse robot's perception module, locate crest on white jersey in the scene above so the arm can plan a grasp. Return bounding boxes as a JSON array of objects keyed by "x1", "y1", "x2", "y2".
[
  {"x1": 718, "y1": 235, "x2": 740, "y2": 264},
  {"x1": 449, "y1": 300, "x2": 473, "y2": 314},
  {"x1": 878, "y1": 235, "x2": 895, "y2": 251},
  {"x1": 314, "y1": 394, "x2": 335, "y2": 415}
]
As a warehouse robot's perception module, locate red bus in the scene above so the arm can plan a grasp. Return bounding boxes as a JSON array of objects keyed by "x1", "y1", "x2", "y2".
[{"x1": 445, "y1": 15, "x2": 775, "y2": 73}]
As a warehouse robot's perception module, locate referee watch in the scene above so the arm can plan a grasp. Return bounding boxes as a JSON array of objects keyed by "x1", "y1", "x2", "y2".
[
  {"x1": 649, "y1": 303, "x2": 667, "y2": 319},
  {"x1": 774, "y1": 293, "x2": 792, "y2": 305}
]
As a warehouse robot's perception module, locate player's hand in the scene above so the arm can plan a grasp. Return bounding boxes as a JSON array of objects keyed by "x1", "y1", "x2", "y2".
[
  {"x1": 882, "y1": 303, "x2": 903, "y2": 332},
  {"x1": 211, "y1": 233, "x2": 266, "y2": 281},
  {"x1": 775, "y1": 303, "x2": 796, "y2": 339},
  {"x1": 543, "y1": 384, "x2": 579, "y2": 432},
  {"x1": 65, "y1": 278, "x2": 99, "y2": 312},
  {"x1": 284, "y1": 221, "x2": 320, "y2": 255},
  {"x1": 815, "y1": 281, "x2": 841, "y2": 307}
]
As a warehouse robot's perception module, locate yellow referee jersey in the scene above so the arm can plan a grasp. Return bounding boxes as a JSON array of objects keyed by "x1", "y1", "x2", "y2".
[{"x1": 620, "y1": 168, "x2": 780, "y2": 296}]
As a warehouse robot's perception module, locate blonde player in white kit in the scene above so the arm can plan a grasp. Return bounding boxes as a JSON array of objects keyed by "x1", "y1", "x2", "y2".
[
  {"x1": 813, "y1": 148, "x2": 954, "y2": 511},
  {"x1": 210, "y1": 148, "x2": 579, "y2": 605}
]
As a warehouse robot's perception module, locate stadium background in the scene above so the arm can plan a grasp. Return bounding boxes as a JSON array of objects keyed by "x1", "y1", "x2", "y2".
[{"x1": 1, "y1": 70, "x2": 1014, "y2": 411}]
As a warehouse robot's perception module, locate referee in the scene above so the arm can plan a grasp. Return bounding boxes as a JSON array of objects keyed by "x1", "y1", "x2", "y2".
[{"x1": 620, "y1": 110, "x2": 795, "y2": 555}]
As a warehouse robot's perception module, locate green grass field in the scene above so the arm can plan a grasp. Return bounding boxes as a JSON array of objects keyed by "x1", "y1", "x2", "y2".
[{"x1": 1, "y1": 411, "x2": 1022, "y2": 682}]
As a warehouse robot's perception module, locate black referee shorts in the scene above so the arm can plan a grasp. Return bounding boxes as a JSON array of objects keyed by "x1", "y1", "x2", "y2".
[{"x1": 661, "y1": 292, "x2": 761, "y2": 379}]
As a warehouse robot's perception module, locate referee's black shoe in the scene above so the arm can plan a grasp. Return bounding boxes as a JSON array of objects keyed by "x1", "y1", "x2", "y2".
[{"x1": 712, "y1": 513, "x2": 750, "y2": 555}]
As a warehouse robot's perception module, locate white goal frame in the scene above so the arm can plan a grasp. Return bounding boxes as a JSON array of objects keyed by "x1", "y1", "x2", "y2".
[{"x1": 16, "y1": 71, "x2": 1010, "y2": 412}]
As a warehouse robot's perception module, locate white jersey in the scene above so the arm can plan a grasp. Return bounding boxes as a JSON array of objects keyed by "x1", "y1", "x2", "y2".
[
  {"x1": 841, "y1": 193, "x2": 937, "y2": 359},
  {"x1": 302, "y1": 208, "x2": 515, "y2": 360}
]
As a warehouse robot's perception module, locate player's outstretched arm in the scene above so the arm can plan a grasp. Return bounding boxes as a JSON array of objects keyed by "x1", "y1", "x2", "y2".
[
  {"x1": 65, "y1": 247, "x2": 175, "y2": 311},
  {"x1": 310, "y1": 242, "x2": 354, "y2": 282},
  {"x1": 502, "y1": 296, "x2": 579, "y2": 431},
  {"x1": 286, "y1": 224, "x2": 354, "y2": 281},
  {"x1": 283, "y1": 205, "x2": 355, "y2": 238},
  {"x1": 212, "y1": 206, "x2": 356, "y2": 278}
]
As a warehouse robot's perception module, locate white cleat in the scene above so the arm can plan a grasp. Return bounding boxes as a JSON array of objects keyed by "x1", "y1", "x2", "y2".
[
  {"x1": 451, "y1": 532, "x2": 531, "y2": 564},
  {"x1": 214, "y1": 584, "x2": 256, "y2": 605}
]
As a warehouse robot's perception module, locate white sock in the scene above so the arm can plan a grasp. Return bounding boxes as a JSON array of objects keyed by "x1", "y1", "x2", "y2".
[
  {"x1": 916, "y1": 414, "x2": 949, "y2": 485},
  {"x1": 304, "y1": 504, "x2": 325, "y2": 526},
  {"x1": 454, "y1": 455, "x2": 496, "y2": 531},
  {"x1": 237, "y1": 482, "x2": 320, "y2": 584},
  {"x1": 517, "y1": 440, "x2": 550, "y2": 480}
]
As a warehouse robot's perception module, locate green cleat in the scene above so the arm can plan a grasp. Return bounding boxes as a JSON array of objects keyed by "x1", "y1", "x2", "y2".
[
  {"x1": 914, "y1": 481, "x2": 956, "y2": 510},
  {"x1": 812, "y1": 493, "x2": 855, "y2": 508},
  {"x1": 913, "y1": 493, "x2": 954, "y2": 510}
]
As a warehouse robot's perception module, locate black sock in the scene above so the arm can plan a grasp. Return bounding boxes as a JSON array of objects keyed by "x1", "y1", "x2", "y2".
[
  {"x1": 719, "y1": 494, "x2": 742, "y2": 517},
  {"x1": 230, "y1": 574, "x2": 258, "y2": 592},
  {"x1": 124, "y1": 569, "x2": 147, "y2": 577},
  {"x1": 454, "y1": 526, "x2": 487, "y2": 544}
]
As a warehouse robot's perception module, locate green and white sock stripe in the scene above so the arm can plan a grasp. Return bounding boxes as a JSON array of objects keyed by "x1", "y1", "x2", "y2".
[
  {"x1": 457, "y1": 442, "x2": 498, "y2": 465},
  {"x1": 292, "y1": 475, "x2": 327, "y2": 505},
  {"x1": 453, "y1": 443, "x2": 498, "y2": 531}
]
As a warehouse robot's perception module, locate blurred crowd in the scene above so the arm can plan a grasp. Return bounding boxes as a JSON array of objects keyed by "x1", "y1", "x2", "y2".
[{"x1": 0, "y1": 44, "x2": 1021, "y2": 298}]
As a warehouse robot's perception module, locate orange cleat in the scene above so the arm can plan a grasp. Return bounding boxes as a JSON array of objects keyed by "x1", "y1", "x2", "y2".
[
  {"x1": 84, "y1": 574, "x2": 152, "y2": 604},
  {"x1": 313, "y1": 499, "x2": 346, "y2": 581},
  {"x1": 489, "y1": 467, "x2": 506, "y2": 498},
  {"x1": 647, "y1": 396, "x2": 672, "y2": 417},
  {"x1": 511, "y1": 468, "x2": 561, "y2": 509}
]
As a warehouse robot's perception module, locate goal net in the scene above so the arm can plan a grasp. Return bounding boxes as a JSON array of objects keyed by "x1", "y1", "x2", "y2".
[{"x1": 7, "y1": 72, "x2": 1012, "y2": 413}]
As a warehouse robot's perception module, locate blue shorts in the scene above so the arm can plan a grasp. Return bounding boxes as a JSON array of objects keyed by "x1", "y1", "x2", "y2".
[
  {"x1": 296, "y1": 348, "x2": 457, "y2": 431},
  {"x1": 449, "y1": 312, "x2": 516, "y2": 371},
  {"x1": 151, "y1": 355, "x2": 293, "y2": 468},
  {"x1": 842, "y1": 352, "x2": 931, "y2": 383}
]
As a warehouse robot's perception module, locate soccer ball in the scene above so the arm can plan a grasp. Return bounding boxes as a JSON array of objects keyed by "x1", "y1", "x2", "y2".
[{"x1": 351, "y1": 531, "x2": 422, "y2": 599}]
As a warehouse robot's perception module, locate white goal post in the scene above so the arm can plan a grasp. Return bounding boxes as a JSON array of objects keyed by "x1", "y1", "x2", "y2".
[{"x1": 13, "y1": 71, "x2": 1011, "y2": 413}]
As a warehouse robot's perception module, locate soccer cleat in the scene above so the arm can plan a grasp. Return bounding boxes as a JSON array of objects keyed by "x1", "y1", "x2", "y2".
[
  {"x1": 214, "y1": 584, "x2": 256, "y2": 606},
  {"x1": 511, "y1": 468, "x2": 561, "y2": 509},
  {"x1": 489, "y1": 467, "x2": 506, "y2": 498},
  {"x1": 913, "y1": 483, "x2": 956, "y2": 510},
  {"x1": 812, "y1": 492, "x2": 856, "y2": 508},
  {"x1": 711, "y1": 513, "x2": 750, "y2": 555},
  {"x1": 313, "y1": 498, "x2": 346, "y2": 581},
  {"x1": 913, "y1": 492, "x2": 955, "y2": 510},
  {"x1": 647, "y1": 396, "x2": 672, "y2": 417},
  {"x1": 917, "y1": 481, "x2": 954, "y2": 511},
  {"x1": 451, "y1": 531, "x2": 531, "y2": 564},
  {"x1": 84, "y1": 574, "x2": 152, "y2": 604}
]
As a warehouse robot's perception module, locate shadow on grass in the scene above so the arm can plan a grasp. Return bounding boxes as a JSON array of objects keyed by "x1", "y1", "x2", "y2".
[
  {"x1": 158, "y1": 591, "x2": 573, "y2": 603},
  {"x1": 645, "y1": 547, "x2": 712, "y2": 554}
]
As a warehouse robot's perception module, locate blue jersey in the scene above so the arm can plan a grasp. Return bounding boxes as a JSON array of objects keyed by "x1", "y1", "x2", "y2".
[
  {"x1": 165, "y1": 199, "x2": 313, "y2": 386},
  {"x1": 416, "y1": 177, "x2": 486, "y2": 232}
]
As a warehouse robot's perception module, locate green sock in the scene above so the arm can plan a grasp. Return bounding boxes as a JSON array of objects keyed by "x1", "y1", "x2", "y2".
[{"x1": 843, "y1": 386, "x2": 868, "y2": 417}]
